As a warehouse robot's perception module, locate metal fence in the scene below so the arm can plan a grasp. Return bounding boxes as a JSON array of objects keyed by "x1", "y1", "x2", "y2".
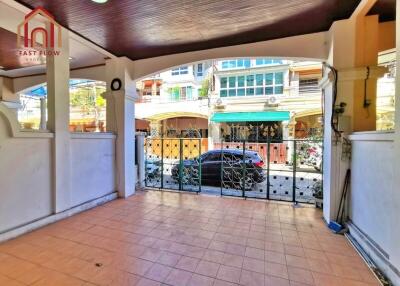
[{"x1": 145, "y1": 138, "x2": 322, "y2": 203}]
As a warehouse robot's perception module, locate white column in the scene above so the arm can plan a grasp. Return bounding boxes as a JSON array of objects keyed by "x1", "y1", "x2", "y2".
[
  {"x1": 39, "y1": 98, "x2": 47, "y2": 130},
  {"x1": 46, "y1": 28, "x2": 71, "y2": 213},
  {"x1": 136, "y1": 132, "x2": 146, "y2": 188},
  {"x1": 105, "y1": 57, "x2": 137, "y2": 198},
  {"x1": 392, "y1": 0, "x2": 400, "y2": 270}
]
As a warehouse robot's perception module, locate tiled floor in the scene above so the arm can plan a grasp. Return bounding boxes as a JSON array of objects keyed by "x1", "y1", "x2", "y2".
[{"x1": 0, "y1": 191, "x2": 379, "y2": 286}]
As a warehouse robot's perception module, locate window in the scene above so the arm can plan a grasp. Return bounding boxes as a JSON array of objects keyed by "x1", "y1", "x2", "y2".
[
  {"x1": 219, "y1": 72, "x2": 284, "y2": 97},
  {"x1": 299, "y1": 78, "x2": 319, "y2": 93},
  {"x1": 220, "y1": 58, "x2": 251, "y2": 69},
  {"x1": 255, "y1": 58, "x2": 283, "y2": 66},
  {"x1": 202, "y1": 152, "x2": 221, "y2": 162},
  {"x1": 228, "y1": 77, "x2": 236, "y2": 88},
  {"x1": 246, "y1": 75, "x2": 254, "y2": 86},
  {"x1": 238, "y1": 76, "x2": 245, "y2": 87},
  {"x1": 171, "y1": 66, "x2": 189, "y2": 75},
  {"x1": 256, "y1": 74, "x2": 263, "y2": 86},
  {"x1": 197, "y1": 63, "x2": 203, "y2": 76},
  {"x1": 169, "y1": 86, "x2": 193, "y2": 101},
  {"x1": 221, "y1": 77, "x2": 227, "y2": 88}
]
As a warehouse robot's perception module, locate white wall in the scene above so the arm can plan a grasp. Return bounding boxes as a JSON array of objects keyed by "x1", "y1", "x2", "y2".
[
  {"x1": 70, "y1": 134, "x2": 116, "y2": 206},
  {"x1": 349, "y1": 132, "x2": 399, "y2": 284},
  {"x1": 0, "y1": 104, "x2": 117, "y2": 234},
  {"x1": 0, "y1": 116, "x2": 52, "y2": 233}
]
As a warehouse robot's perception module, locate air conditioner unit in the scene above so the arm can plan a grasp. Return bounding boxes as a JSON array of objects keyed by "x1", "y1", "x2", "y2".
[{"x1": 268, "y1": 96, "x2": 280, "y2": 105}]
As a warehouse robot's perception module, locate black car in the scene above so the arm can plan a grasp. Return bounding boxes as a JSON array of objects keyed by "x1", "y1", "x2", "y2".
[{"x1": 171, "y1": 149, "x2": 266, "y2": 190}]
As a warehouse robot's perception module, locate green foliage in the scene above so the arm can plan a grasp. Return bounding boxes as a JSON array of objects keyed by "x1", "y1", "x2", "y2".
[
  {"x1": 198, "y1": 79, "x2": 210, "y2": 98},
  {"x1": 70, "y1": 86, "x2": 106, "y2": 116}
]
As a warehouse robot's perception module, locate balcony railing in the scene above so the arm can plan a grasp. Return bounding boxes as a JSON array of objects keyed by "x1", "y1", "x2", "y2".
[{"x1": 137, "y1": 95, "x2": 210, "y2": 104}]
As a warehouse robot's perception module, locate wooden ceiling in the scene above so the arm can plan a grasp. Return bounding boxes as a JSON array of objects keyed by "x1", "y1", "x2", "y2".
[
  {"x1": 368, "y1": 0, "x2": 396, "y2": 22},
  {"x1": 16, "y1": 0, "x2": 364, "y2": 60},
  {"x1": 0, "y1": 28, "x2": 43, "y2": 71}
]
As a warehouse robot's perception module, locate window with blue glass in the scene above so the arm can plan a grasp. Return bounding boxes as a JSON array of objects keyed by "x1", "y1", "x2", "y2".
[
  {"x1": 197, "y1": 63, "x2": 203, "y2": 76},
  {"x1": 220, "y1": 71, "x2": 284, "y2": 97},
  {"x1": 255, "y1": 58, "x2": 283, "y2": 66},
  {"x1": 220, "y1": 59, "x2": 251, "y2": 69},
  {"x1": 171, "y1": 66, "x2": 189, "y2": 75}
]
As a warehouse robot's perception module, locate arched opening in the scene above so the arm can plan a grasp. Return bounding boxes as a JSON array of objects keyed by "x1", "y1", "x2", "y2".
[
  {"x1": 139, "y1": 57, "x2": 324, "y2": 203},
  {"x1": 17, "y1": 79, "x2": 106, "y2": 132}
]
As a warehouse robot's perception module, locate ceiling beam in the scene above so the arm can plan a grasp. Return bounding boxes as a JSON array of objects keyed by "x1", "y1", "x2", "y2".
[{"x1": 351, "y1": 0, "x2": 378, "y2": 20}]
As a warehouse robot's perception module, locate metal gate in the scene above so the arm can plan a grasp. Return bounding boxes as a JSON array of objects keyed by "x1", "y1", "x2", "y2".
[
  {"x1": 145, "y1": 138, "x2": 202, "y2": 193},
  {"x1": 145, "y1": 138, "x2": 322, "y2": 203}
]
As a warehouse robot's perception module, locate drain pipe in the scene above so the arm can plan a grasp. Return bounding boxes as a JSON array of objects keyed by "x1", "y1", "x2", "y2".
[{"x1": 345, "y1": 233, "x2": 392, "y2": 286}]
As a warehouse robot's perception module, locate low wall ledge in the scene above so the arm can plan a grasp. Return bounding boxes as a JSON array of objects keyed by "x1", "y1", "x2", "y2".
[
  {"x1": 70, "y1": 132, "x2": 116, "y2": 139},
  {"x1": 347, "y1": 131, "x2": 394, "y2": 142},
  {"x1": 16, "y1": 130, "x2": 54, "y2": 138}
]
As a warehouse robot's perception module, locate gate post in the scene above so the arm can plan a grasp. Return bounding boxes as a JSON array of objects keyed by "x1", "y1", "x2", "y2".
[
  {"x1": 292, "y1": 140, "x2": 297, "y2": 203},
  {"x1": 136, "y1": 132, "x2": 146, "y2": 188}
]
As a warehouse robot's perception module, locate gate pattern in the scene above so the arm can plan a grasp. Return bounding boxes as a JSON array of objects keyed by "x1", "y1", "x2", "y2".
[{"x1": 145, "y1": 138, "x2": 323, "y2": 203}]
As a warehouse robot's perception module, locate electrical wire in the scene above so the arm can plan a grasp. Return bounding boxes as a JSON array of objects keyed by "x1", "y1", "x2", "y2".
[{"x1": 323, "y1": 63, "x2": 341, "y2": 137}]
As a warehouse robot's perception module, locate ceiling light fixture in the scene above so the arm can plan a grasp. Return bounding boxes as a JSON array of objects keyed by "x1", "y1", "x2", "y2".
[{"x1": 91, "y1": 0, "x2": 108, "y2": 3}]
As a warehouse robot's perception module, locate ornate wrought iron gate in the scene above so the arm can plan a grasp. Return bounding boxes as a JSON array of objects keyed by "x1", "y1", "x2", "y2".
[
  {"x1": 145, "y1": 138, "x2": 202, "y2": 193},
  {"x1": 145, "y1": 138, "x2": 322, "y2": 203}
]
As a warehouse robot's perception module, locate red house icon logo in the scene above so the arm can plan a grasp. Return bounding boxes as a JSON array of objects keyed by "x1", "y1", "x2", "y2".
[{"x1": 17, "y1": 7, "x2": 62, "y2": 49}]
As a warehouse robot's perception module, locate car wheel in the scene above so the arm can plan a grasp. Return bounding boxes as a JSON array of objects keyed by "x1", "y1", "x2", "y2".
[{"x1": 239, "y1": 175, "x2": 254, "y2": 191}]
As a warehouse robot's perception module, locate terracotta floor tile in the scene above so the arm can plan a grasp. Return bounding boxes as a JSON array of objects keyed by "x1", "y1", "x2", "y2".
[
  {"x1": 216, "y1": 265, "x2": 241, "y2": 284},
  {"x1": 245, "y1": 247, "x2": 264, "y2": 260},
  {"x1": 265, "y1": 250, "x2": 286, "y2": 264},
  {"x1": 195, "y1": 260, "x2": 220, "y2": 278},
  {"x1": 0, "y1": 191, "x2": 374, "y2": 286},
  {"x1": 287, "y1": 266, "x2": 315, "y2": 285},
  {"x1": 188, "y1": 273, "x2": 215, "y2": 286},
  {"x1": 157, "y1": 251, "x2": 181, "y2": 267},
  {"x1": 312, "y1": 272, "x2": 343, "y2": 286},
  {"x1": 225, "y1": 244, "x2": 246, "y2": 256},
  {"x1": 139, "y1": 248, "x2": 164, "y2": 262},
  {"x1": 265, "y1": 242, "x2": 285, "y2": 253},
  {"x1": 265, "y1": 275, "x2": 290, "y2": 286},
  {"x1": 124, "y1": 257, "x2": 154, "y2": 276},
  {"x1": 285, "y1": 255, "x2": 310, "y2": 270},
  {"x1": 209, "y1": 241, "x2": 227, "y2": 252},
  {"x1": 284, "y1": 246, "x2": 305, "y2": 257},
  {"x1": 136, "y1": 277, "x2": 161, "y2": 286},
  {"x1": 176, "y1": 256, "x2": 200, "y2": 272},
  {"x1": 213, "y1": 279, "x2": 237, "y2": 286},
  {"x1": 240, "y1": 269, "x2": 265, "y2": 286},
  {"x1": 164, "y1": 268, "x2": 192, "y2": 286},
  {"x1": 289, "y1": 281, "x2": 312, "y2": 286},
  {"x1": 265, "y1": 261, "x2": 288, "y2": 279},
  {"x1": 203, "y1": 250, "x2": 225, "y2": 264},
  {"x1": 307, "y1": 258, "x2": 333, "y2": 274},
  {"x1": 32, "y1": 270, "x2": 86, "y2": 286},
  {"x1": 144, "y1": 263, "x2": 172, "y2": 282},
  {"x1": 222, "y1": 253, "x2": 244, "y2": 268},
  {"x1": 242, "y1": 257, "x2": 265, "y2": 274},
  {"x1": 0, "y1": 274, "x2": 25, "y2": 286}
]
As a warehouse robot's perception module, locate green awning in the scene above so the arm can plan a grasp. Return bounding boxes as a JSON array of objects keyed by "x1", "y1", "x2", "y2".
[{"x1": 210, "y1": 111, "x2": 290, "y2": 122}]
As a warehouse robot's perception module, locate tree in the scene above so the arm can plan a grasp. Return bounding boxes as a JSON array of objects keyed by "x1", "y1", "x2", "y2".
[
  {"x1": 198, "y1": 79, "x2": 210, "y2": 98},
  {"x1": 70, "y1": 84, "x2": 106, "y2": 130}
]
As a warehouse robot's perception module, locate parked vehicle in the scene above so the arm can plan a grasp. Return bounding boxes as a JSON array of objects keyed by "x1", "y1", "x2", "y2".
[
  {"x1": 145, "y1": 158, "x2": 161, "y2": 178},
  {"x1": 171, "y1": 149, "x2": 266, "y2": 190}
]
